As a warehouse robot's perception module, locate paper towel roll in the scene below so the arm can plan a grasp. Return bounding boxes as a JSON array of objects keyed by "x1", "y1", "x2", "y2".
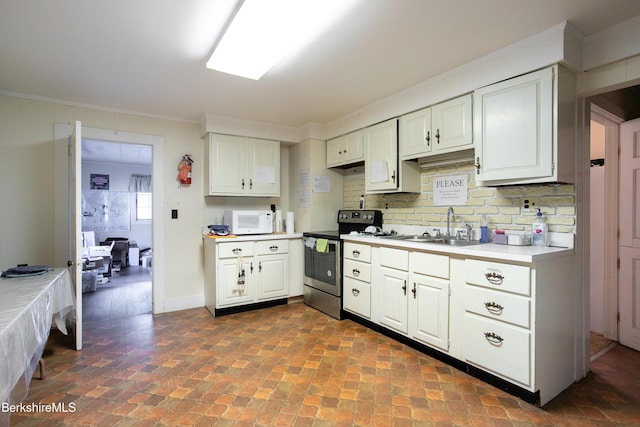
[
  {"x1": 286, "y1": 212, "x2": 294, "y2": 234},
  {"x1": 275, "y1": 210, "x2": 282, "y2": 232}
]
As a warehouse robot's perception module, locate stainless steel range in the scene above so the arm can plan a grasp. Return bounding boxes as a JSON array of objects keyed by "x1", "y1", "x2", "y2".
[{"x1": 303, "y1": 209, "x2": 383, "y2": 319}]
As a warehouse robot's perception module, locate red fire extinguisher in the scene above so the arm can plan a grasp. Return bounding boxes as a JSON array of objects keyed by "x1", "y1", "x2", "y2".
[{"x1": 177, "y1": 154, "x2": 193, "y2": 185}]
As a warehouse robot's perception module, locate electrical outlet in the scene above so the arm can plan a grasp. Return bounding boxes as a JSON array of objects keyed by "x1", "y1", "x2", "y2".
[{"x1": 521, "y1": 196, "x2": 539, "y2": 213}]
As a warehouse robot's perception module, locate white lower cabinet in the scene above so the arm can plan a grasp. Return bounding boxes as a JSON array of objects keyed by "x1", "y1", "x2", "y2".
[
  {"x1": 374, "y1": 247, "x2": 450, "y2": 352},
  {"x1": 343, "y1": 242, "x2": 373, "y2": 318},
  {"x1": 461, "y1": 257, "x2": 576, "y2": 405},
  {"x1": 204, "y1": 238, "x2": 291, "y2": 314},
  {"x1": 344, "y1": 238, "x2": 577, "y2": 406},
  {"x1": 255, "y1": 240, "x2": 289, "y2": 300},
  {"x1": 409, "y1": 252, "x2": 450, "y2": 352}
]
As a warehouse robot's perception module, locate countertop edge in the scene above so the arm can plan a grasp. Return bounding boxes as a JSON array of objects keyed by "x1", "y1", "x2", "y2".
[
  {"x1": 341, "y1": 235, "x2": 574, "y2": 263},
  {"x1": 203, "y1": 233, "x2": 303, "y2": 242}
]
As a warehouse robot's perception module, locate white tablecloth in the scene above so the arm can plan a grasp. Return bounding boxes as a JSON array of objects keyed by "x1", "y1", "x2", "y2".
[{"x1": 0, "y1": 268, "x2": 75, "y2": 408}]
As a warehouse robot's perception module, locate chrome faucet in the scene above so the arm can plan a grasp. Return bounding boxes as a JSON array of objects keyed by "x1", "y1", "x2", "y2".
[{"x1": 446, "y1": 207, "x2": 455, "y2": 237}]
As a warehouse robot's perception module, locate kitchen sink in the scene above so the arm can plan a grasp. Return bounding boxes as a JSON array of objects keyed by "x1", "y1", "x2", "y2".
[{"x1": 380, "y1": 234, "x2": 481, "y2": 246}]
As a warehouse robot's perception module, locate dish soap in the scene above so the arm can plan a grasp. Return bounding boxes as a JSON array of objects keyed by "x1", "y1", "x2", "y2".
[
  {"x1": 532, "y1": 208, "x2": 548, "y2": 247},
  {"x1": 480, "y1": 214, "x2": 489, "y2": 243}
]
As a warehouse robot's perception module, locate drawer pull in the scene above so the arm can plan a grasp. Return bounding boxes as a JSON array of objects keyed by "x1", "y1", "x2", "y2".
[
  {"x1": 352, "y1": 268, "x2": 360, "y2": 277},
  {"x1": 484, "y1": 301, "x2": 504, "y2": 314},
  {"x1": 352, "y1": 249, "x2": 360, "y2": 258},
  {"x1": 232, "y1": 248, "x2": 242, "y2": 254},
  {"x1": 269, "y1": 245, "x2": 278, "y2": 252},
  {"x1": 352, "y1": 288, "x2": 360, "y2": 296},
  {"x1": 485, "y1": 272, "x2": 504, "y2": 285},
  {"x1": 484, "y1": 332, "x2": 504, "y2": 345}
]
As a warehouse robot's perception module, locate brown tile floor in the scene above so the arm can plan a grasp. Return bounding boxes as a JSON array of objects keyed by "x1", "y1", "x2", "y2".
[{"x1": 10, "y1": 303, "x2": 640, "y2": 426}]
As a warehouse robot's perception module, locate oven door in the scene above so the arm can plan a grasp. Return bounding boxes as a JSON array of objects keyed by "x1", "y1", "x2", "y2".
[{"x1": 304, "y1": 239, "x2": 341, "y2": 296}]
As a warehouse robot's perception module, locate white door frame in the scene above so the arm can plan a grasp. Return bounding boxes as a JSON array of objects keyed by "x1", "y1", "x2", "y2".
[
  {"x1": 55, "y1": 124, "x2": 165, "y2": 319},
  {"x1": 590, "y1": 104, "x2": 622, "y2": 341}
]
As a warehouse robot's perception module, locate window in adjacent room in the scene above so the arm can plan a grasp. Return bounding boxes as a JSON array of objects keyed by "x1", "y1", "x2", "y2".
[{"x1": 136, "y1": 192, "x2": 152, "y2": 220}]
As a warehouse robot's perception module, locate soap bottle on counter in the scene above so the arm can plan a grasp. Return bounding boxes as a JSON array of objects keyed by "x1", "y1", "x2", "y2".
[
  {"x1": 480, "y1": 214, "x2": 489, "y2": 243},
  {"x1": 532, "y1": 208, "x2": 548, "y2": 246},
  {"x1": 359, "y1": 195, "x2": 365, "y2": 210}
]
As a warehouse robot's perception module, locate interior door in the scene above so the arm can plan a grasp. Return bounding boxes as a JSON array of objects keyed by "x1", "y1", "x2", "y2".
[
  {"x1": 619, "y1": 117, "x2": 640, "y2": 351},
  {"x1": 70, "y1": 120, "x2": 83, "y2": 350}
]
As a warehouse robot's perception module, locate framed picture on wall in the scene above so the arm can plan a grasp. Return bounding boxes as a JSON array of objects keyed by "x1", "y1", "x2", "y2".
[{"x1": 90, "y1": 174, "x2": 110, "y2": 190}]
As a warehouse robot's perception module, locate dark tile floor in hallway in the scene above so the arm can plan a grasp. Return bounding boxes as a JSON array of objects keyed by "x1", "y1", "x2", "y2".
[{"x1": 10, "y1": 303, "x2": 640, "y2": 426}]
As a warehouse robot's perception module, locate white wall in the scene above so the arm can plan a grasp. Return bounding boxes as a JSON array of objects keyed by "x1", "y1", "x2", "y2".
[{"x1": 0, "y1": 94, "x2": 204, "y2": 313}]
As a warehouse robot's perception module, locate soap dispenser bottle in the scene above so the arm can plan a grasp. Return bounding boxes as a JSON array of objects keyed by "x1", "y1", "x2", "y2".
[
  {"x1": 480, "y1": 214, "x2": 489, "y2": 243},
  {"x1": 532, "y1": 208, "x2": 548, "y2": 246}
]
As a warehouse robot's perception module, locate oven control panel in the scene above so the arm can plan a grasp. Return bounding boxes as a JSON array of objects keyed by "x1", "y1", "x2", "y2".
[{"x1": 337, "y1": 209, "x2": 382, "y2": 224}]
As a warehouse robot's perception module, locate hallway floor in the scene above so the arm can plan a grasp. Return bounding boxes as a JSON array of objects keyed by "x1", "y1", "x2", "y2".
[
  {"x1": 83, "y1": 266, "x2": 152, "y2": 322},
  {"x1": 11, "y1": 303, "x2": 640, "y2": 426}
]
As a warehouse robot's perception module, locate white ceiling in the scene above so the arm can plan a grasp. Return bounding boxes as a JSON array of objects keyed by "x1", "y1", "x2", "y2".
[
  {"x1": 82, "y1": 139, "x2": 153, "y2": 166},
  {"x1": 2, "y1": 0, "x2": 640, "y2": 135}
]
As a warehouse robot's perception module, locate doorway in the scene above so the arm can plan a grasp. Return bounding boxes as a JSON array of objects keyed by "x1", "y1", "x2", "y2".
[
  {"x1": 587, "y1": 84, "x2": 640, "y2": 356},
  {"x1": 80, "y1": 139, "x2": 153, "y2": 323}
]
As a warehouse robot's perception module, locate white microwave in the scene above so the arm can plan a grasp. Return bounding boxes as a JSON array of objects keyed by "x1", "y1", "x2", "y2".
[{"x1": 224, "y1": 210, "x2": 273, "y2": 235}]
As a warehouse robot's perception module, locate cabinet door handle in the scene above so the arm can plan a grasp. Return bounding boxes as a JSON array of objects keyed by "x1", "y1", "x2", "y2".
[
  {"x1": 435, "y1": 128, "x2": 440, "y2": 144},
  {"x1": 402, "y1": 280, "x2": 407, "y2": 295},
  {"x1": 412, "y1": 282, "x2": 416, "y2": 299},
  {"x1": 241, "y1": 178, "x2": 245, "y2": 189},
  {"x1": 352, "y1": 288, "x2": 360, "y2": 296},
  {"x1": 485, "y1": 272, "x2": 504, "y2": 285},
  {"x1": 269, "y1": 245, "x2": 278, "y2": 252},
  {"x1": 484, "y1": 301, "x2": 504, "y2": 314},
  {"x1": 391, "y1": 170, "x2": 396, "y2": 184},
  {"x1": 426, "y1": 131, "x2": 431, "y2": 146},
  {"x1": 249, "y1": 179, "x2": 253, "y2": 189},
  {"x1": 484, "y1": 332, "x2": 504, "y2": 345},
  {"x1": 250, "y1": 262, "x2": 254, "y2": 273},
  {"x1": 259, "y1": 261, "x2": 262, "y2": 272},
  {"x1": 352, "y1": 268, "x2": 360, "y2": 277},
  {"x1": 352, "y1": 250, "x2": 360, "y2": 258},
  {"x1": 475, "y1": 157, "x2": 481, "y2": 175}
]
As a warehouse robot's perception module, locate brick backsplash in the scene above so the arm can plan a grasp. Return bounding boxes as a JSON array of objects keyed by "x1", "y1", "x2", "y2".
[{"x1": 343, "y1": 162, "x2": 576, "y2": 234}]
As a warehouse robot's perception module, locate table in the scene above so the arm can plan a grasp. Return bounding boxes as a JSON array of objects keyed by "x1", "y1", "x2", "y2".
[{"x1": 0, "y1": 269, "x2": 75, "y2": 409}]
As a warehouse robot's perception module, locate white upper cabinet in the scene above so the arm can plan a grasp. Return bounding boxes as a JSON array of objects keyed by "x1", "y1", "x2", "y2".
[
  {"x1": 206, "y1": 133, "x2": 280, "y2": 197},
  {"x1": 364, "y1": 119, "x2": 420, "y2": 194},
  {"x1": 400, "y1": 94, "x2": 472, "y2": 160},
  {"x1": 473, "y1": 65, "x2": 576, "y2": 186},
  {"x1": 326, "y1": 129, "x2": 364, "y2": 168}
]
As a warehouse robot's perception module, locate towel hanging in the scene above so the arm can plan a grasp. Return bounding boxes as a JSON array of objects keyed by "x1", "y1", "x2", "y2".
[
  {"x1": 315, "y1": 238, "x2": 329, "y2": 253},
  {"x1": 235, "y1": 253, "x2": 245, "y2": 293}
]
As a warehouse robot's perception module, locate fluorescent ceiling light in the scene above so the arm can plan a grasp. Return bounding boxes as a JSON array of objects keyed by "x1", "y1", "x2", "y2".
[{"x1": 206, "y1": 0, "x2": 352, "y2": 80}]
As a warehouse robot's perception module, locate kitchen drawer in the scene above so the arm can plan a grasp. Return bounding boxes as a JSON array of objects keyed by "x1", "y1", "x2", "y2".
[
  {"x1": 463, "y1": 312, "x2": 531, "y2": 387},
  {"x1": 343, "y1": 277, "x2": 371, "y2": 318},
  {"x1": 464, "y1": 284, "x2": 531, "y2": 329},
  {"x1": 411, "y1": 252, "x2": 449, "y2": 279},
  {"x1": 256, "y1": 239, "x2": 289, "y2": 255},
  {"x1": 344, "y1": 242, "x2": 371, "y2": 263},
  {"x1": 379, "y1": 247, "x2": 409, "y2": 271},
  {"x1": 344, "y1": 258, "x2": 371, "y2": 283},
  {"x1": 217, "y1": 241, "x2": 255, "y2": 258},
  {"x1": 465, "y1": 259, "x2": 530, "y2": 296}
]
